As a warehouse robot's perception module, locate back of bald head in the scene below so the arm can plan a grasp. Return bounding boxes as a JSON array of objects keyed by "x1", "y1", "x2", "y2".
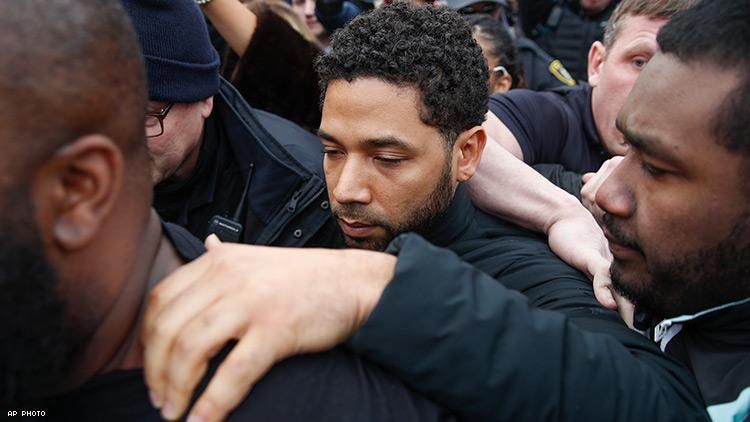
[{"x1": 0, "y1": 0, "x2": 147, "y2": 175}]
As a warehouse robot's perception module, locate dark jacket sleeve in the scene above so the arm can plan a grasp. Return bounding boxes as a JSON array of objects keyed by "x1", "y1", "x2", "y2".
[
  {"x1": 532, "y1": 163, "x2": 583, "y2": 200},
  {"x1": 348, "y1": 234, "x2": 709, "y2": 421}
]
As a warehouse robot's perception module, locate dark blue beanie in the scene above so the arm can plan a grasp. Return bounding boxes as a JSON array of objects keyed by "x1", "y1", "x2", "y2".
[{"x1": 121, "y1": 0, "x2": 220, "y2": 103}]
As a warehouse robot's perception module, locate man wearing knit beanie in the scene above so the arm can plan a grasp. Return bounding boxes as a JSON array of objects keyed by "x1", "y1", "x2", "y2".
[{"x1": 121, "y1": 0, "x2": 341, "y2": 248}]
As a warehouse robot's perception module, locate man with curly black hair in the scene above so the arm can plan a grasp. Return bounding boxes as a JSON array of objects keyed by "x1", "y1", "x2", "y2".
[
  {"x1": 318, "y1": 2, "x2": 489, "y2": 144},
  {"x1": 314, "y1": 1, "x2": 490, "y2": 250}
]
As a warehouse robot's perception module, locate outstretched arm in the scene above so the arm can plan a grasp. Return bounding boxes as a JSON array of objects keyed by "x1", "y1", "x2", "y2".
[
  {"x1": 467, "y1": 133, "x2": 616, "y2": 308},
  {"x1": 199, "y1": 0, "x2": 258, "y2": 56}
]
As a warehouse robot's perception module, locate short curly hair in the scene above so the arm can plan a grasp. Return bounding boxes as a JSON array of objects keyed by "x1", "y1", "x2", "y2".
[{"x1": 315, "y1": 1, "x2": 489, "y2": 145}]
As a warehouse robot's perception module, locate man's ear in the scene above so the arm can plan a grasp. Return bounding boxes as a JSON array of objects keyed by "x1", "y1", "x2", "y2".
[
  {"x1": 34, "y1": 135, "x2": 124, "y2": 252},
  {"x1": 588, "y1": 41, "x2": 607, "y2": 87},
  {"x1": 198, "y1": 96, "x2": 214, "y2": 119},
  {"x1": 453, "y1": 126, "x2": 487, "y2": 182},
  {"x1": 490, "y1": 72, "x2": 513, "y2": 94}
]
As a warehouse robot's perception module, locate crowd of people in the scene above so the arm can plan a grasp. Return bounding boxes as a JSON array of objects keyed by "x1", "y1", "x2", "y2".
[{"x1": 0, "y1": 0, "x2": 747, "y2": 421}]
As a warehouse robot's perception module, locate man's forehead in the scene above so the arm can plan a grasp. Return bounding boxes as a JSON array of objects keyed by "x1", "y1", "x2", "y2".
[
  {"x1": 619, "y1": 53, "x2": 741, "y2": 160},
  {"x1": 612, "y1": 15, "x2": 666, "y2": 51},
  {"x1": 320, "y1": 78, "x2": 444, "y2": 151}
]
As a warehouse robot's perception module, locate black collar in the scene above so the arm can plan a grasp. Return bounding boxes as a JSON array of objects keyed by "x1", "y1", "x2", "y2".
[
  {"x1": 153, "y1": 114, "x2": 223, "y2": 225},
  {"x1": 422, "y1": 184, "x2": 475, "y2": 249}
]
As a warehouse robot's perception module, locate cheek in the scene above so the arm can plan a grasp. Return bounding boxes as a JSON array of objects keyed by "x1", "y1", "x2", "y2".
[
  {"x1": 611, "y1": 71, "x2": 640, "y2": 110},
  {"x1": 376, "y1": 183, "x2": 416, "y2": 216},
  {"x1": 632, "y1": 190, "x2": 706, "y2": 262},
  {"x1": 145, "y1": 138, "x2": 165, "y2": 158},
  {"x1": 381, "y1": 166, "x2": 443, "y2": 213},
  {"x1": 146, "y1": 137, "x2": 177, "y2": 162},
  {"x1": 323, "y1": 163, "x2": 339, "y2": 197},
  {"x1": 600, "y1": 64, "x2": 638, "y2": 106}
]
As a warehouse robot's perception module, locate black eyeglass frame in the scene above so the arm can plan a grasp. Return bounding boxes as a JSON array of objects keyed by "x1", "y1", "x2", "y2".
[{"x1": 145, "y1": 102, "x2": 175, "y2": 138}]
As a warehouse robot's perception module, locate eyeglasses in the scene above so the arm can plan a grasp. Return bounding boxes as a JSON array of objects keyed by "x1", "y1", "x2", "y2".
[{"x1": 145, "y1": 102, "x2": 174, "y2": 138}]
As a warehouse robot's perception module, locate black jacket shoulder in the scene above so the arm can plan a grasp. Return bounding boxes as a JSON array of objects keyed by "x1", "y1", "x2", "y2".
[
  {"x1": 215, "y1": 79, "x2": 341, "y2": 247},
  {"x1": 155, "y1": 79, "x2": 342, "y2": 248}
]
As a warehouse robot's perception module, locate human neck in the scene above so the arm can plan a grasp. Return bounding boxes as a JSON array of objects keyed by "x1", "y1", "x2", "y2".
[{"x1": 62, "y1": 210, "x2": 184, "y2": 389}]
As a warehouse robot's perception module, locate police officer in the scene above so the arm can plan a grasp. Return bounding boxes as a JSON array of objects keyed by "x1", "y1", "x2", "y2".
[
  {"x1": 448, "y1": 0, "x2": 577, "y2": 91},
  {"x1": 515, "y1": 36, "x2": 576, "y2": 90},
  {"x1": 519, "y1": 0, "x2": 620, "y2": 82}
]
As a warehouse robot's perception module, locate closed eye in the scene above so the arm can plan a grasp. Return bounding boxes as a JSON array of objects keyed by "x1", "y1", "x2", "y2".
[
  {"x1": 322, "y1": 148, "x2": 344, "y2": 159},
  {"x1": 374, "y1": 156, "x2": 404, "y2": 165},
  {"x1": 640, "y1": 160, "x2": 667, "y2": 177}
]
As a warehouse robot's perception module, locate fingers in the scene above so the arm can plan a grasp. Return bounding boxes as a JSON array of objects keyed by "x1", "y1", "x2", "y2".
[
  {"x1": 143, "y1": 255, "x2": 212, "y2": 328},
  {"x1": 205, "y1": 233, "x2": 222, "y2": 249},
  {"x1": 613, "y1": 292, "x2": 636, "y2": 329},
  {"x1": 186, "y1": 329, "x2": 287, "y2": 422},
  {"x1": 159, "y1": 299, "x2": 250, "y2": 421},
  {"x1": 588, "y1": 241, "x2": 615, "y2": 309},
  {"x1": 142, "y1": 256, "x2": 233, "y2": 412},
  {"x1": 592, "y1": 273, "x2": 617, "y2": 310},
  {"x1": 581, "y1": 157, "x2": 624, "y2": 219}
]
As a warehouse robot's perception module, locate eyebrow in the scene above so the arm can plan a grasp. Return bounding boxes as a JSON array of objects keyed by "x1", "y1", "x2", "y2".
[
  {"x1": 616, "y1": 118, "x2": 673, "y2": 160},
  {"x1": 317, "y1": 129, "x2": 416, "y2": 153},
  {"x1": 623, "y1": 40, "x2": 657, "y2": 54}
]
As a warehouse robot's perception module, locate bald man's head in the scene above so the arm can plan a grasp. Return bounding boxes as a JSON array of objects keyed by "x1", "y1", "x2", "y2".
[
  {"x1": 0, "y1": 0, "x2": 149, "y2": 405},
  {"x1": 0, "y1": 0, "x2": 147, "y2": 178}
]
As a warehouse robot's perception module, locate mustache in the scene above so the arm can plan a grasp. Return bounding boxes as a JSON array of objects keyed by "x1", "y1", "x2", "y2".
[
  {"x1": 601, "y1": 213, "x2": 644, "y2": 254},
  {"x1": 331, "y1": 204, "x2": 389, "y2": 228}
]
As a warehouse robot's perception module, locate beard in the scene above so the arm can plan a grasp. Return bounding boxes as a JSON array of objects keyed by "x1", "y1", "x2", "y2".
[
  {"x1": 332, "y1": 158, "x2": 455, "y2": 251},
  {"x1": 608, "y1": 212, "x2": 750, "y2": 320},
  {"x1": 0, "y1": 188, "x2": 80, "y2": 406}
]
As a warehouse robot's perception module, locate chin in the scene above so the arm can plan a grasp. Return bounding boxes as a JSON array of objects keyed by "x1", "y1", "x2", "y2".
[
  {"x1": 343, "y1": 236, "x2": 389, "y2": 252},
  {"x1": 611, "y1": 261, "x2": 648, "y2": 296}
]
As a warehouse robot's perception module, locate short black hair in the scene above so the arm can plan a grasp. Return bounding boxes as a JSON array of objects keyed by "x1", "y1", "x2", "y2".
[
  {"x1": 315, "y1": 2, "x2": 489, "y2": 144},
  {"x1": 0, "y1": 0, "x2": 147, "y2": 176},
  {"x1": 657, "y1": 0, "x2": 750, "y2": 156},
  {"x1": 465, "y1": 14, "x2": 525, "y2": 89}
]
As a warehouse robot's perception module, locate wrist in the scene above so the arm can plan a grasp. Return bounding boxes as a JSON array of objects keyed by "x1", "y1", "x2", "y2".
[
  {"x1": 544, "y1": 193, "x2": 591, "y2": 235},
  {"x1": 195, "y1": 0, "x2": 215, "y2": 5},
  {"x1": 341, "y1": 249, "x2": 396, "y2": 330}
]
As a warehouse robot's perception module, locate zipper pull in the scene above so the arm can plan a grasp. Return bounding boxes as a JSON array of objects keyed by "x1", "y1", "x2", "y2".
[{"x1": 287, "y1": 190, "x2": 302, "y2": 213}]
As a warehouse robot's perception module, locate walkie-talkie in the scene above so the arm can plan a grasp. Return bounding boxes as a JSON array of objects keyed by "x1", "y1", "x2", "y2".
[{"x1": 207, "y1": 163, "x2": 254, "y2": 243}]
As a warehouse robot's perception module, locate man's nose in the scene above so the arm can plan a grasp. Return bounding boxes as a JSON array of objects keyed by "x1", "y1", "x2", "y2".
[
  {"x1": 331, "y1": 160, "x2": 372, "y2": 205},
  {"x1": 596, "y1": 160, "x2": 636, "y2": 220}
]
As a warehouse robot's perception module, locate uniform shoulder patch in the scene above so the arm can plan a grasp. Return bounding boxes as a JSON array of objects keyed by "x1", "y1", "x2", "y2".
[{"x1": 548, "y1": 59, "x2": 576, "y2": 86}]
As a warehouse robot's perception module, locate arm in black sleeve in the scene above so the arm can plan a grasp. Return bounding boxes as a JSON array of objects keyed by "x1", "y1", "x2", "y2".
[
  {"x1": 348, "y1": 233, "x2": 709, "y2": 421},
  {"x1": 532, "y1": 163, "x2": 583, "y2": 200}
]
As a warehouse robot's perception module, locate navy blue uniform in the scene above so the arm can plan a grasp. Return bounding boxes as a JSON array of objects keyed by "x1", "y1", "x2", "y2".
[
  {"x1": 489, "y1": 84, "x2": 608, "y2": 173},
  {"x1": 516, "y1": 36, "x2": 577, "y2": 91}
]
